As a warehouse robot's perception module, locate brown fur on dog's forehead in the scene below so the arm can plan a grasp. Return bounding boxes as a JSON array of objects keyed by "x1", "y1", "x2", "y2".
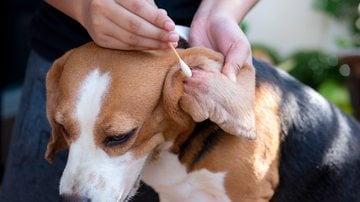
[
  {"x1": 56, "y1": 43, "x2": 173, "y2": 121},
  {"x1": 54, "y1": 43, "x2": 178, "y2": 152},
  {"x1": 57, "y1": 43, "x2": 223, "y2": 119},
  {"x1": 53, "y1": 42, "x2": 225, "y2": 154}
]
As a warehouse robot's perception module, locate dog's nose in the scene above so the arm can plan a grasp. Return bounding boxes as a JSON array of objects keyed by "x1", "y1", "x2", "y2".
[{"x1": 60, "y1": 194, "x2": 91, "y2": 202}]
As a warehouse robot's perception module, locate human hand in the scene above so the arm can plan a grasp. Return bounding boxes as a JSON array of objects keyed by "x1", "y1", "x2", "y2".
[
  {"x1": 79, "y1": 0, "x2": 179, "y2": 50},
  {"x1": 180, "y1": 61, "x2": 256, "y2": 139},
  {"x1": 189, "y1": 15, "x2": 253, "y2": 82}
]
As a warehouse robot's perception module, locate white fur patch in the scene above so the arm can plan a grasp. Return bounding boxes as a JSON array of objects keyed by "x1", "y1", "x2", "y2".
[
  {"x1": 175, "y1": 25, "x2": 190, "y2": 41},
  {"x1": 59, "y1": 69, "x2": 147, "y2": 202},
  {"x1": 142, "y1": 142, "x2": 231, "y2": 202}
]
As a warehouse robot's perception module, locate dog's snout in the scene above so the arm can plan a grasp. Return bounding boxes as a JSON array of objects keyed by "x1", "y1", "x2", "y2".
[{"x1": 60, "y1": 194, "x2": 91, "y2": 202}]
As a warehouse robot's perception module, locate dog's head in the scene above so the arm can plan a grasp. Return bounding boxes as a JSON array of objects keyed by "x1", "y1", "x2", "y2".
[{"x1": 45, "y1": 43, "x2": 255, "y2": 201}]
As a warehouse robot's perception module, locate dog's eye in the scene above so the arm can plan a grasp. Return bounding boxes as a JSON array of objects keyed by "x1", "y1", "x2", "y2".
[{"x1": 104, "y1": 128, "x2": 137, "y2": 147}]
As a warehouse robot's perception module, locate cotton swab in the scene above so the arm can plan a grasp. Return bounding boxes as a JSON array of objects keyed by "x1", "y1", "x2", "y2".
[{"x1": 169, "y1": 44, "x2": 192, "y2": 77}]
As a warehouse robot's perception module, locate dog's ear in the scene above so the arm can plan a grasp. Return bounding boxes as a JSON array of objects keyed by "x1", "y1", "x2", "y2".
[
  {"x1": 178, "y1": 48, "x2": 256, "y2": 139},
  {"x1": 44, "y1": 50, "x2": 74, "y2": 163},
  {"x1": 162, "y1": 63, "x2": 194, "y2": 129}
]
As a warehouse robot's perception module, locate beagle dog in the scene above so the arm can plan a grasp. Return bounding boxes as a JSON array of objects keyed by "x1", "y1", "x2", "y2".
[{"x1": 45, "y1": 41, "x2": 360, "y2": 202}]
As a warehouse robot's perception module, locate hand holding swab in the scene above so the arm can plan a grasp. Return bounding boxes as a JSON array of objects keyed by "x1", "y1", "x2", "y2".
[{"x1": 169, "y1": 44, "x2": 192, "y2": 77}]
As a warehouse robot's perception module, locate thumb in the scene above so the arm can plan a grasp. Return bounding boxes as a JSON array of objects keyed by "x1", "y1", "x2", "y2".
[
  {"x1": 222, "y1": 51, "x2": 253, "y2": 83},
  {"x1": 222, "y1": 62, "x2": 239, "y2": 83}
]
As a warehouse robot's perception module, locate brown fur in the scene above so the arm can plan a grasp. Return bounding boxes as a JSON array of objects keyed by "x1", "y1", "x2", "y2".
[
  {"x1": 167, "y1": 82, "x2": 281, "y2": 201},
  {"x1": 45, "y1": 42, "x2": 280, "y2": 201},
  {"x1": 45, "y1": 49, "x2": 75, "y2": 162}
]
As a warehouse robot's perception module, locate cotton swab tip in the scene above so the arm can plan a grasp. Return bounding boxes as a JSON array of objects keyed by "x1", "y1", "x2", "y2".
[
  {"x1": 169, "y1": 43, "x2": 192, "y2": 77},
  {"x1": 179, "y1": 59, "x2": 192, "y2": 77}
]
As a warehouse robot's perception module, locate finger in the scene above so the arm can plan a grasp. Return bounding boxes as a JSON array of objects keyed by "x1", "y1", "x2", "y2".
[
  {"x1": 144, "y1": 0, "x2": 157, "y2": 7},
  {"x1": 96, "y1": 33, "x2": 167, "y2": 50},
  {"x1": 188, "y1": 28, "x2": 213, "y2": 48},
  {"x1": 92, "y1": 33, "x2": 135, "y2": 50},
  {"x1": 221, "y1": 43, "x2": 252, "y2": 82},
  {"x1": 115, "y1": 0, "x2": 175, "y2": 31},
  {"x1": 106, "y1": 1, "x2": 178, "y2": 43},
  {"x1": 109, "y1": 29, "x2": 171, "y2": 49},
  {"x1": 117, "y1": 0, "x2": 175, "y2": 31},
  {"x1": 101, "y1": 18, "x2": 171, "y2": 49}
]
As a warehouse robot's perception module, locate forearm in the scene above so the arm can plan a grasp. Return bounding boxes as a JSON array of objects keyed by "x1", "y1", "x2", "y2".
[{"x1": 194, "y1": 0, "x2": 259, "y2": 22}]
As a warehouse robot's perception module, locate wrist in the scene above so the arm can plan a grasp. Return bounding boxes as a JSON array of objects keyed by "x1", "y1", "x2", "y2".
[{"x1": 193, "y1": 0, "x2": 258, "y2": 23}]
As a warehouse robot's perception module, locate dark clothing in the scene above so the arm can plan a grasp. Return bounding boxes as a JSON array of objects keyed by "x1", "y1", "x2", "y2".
[
  {"x1": 0, "y1": 51, "x2": 65, "y2": 201},
  {"x1": 30, "y1": 3, "x2": 91, "y2": 62},
  {"x1": 30, "y1": 1, "x2": 201, "y2": 61}
]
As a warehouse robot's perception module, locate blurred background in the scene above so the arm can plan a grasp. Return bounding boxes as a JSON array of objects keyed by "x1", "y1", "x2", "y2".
[
  {"x1": 246, "y1": 0, "x2": 360, "y2": 118},
  {"x1": 1, "y1": 0, "x2": 359, "y2": 185}
]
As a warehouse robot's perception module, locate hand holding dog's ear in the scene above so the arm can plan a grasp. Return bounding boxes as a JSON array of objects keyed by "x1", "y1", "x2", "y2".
[
  {"x1": 180, "y1": 60, "x2": 256, "y2": 139},
  {"x1": 190, "y1": 9, "x2": 253, "y2": 83}
]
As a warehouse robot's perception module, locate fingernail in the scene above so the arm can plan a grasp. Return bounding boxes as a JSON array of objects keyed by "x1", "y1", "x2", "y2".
[
  {"x1": 159, "y1": 9, "x2": 167, "y2": 16},
  {"x1": 168, "y1": 32, "x2": 179, "y2": 42},
  {"x1": 164, "y1": 20, "x2": 175, "y2": 31},
  {"x1": 170, "y1": 42, "x2": 178, "y2": 47}
]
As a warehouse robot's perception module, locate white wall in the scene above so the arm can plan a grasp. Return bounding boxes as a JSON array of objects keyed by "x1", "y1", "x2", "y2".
[{"x1": 245, "y1": 0, "x2": 351, "y2": 57}]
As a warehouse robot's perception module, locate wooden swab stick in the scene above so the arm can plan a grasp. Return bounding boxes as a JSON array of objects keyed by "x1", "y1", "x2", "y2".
[{"x1": 169, "y1": 44, "x2": 192, "y2": 77}]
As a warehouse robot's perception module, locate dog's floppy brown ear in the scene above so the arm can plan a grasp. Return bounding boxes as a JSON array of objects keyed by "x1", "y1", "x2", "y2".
[
  {"x1": 178, "y1": 48, "x2": 256, "y2": 139},
  {"x1": 44, "y1": 50, "x2": 74, "y2": 163},
  {"x1": 162, "y1": 63, "x2": 195, "y2": 130}
]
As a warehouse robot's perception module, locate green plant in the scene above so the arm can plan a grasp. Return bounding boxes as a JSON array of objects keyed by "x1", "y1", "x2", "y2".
[
  {"x1": 279, "y1": 50, "x2": 353, "y2": 114},
  {"x1": 286, "y1": 50, "x2": 343, "y2": 88},
  {"x1": 318, "y1": 79, "x2": 353, "y2": 114}
]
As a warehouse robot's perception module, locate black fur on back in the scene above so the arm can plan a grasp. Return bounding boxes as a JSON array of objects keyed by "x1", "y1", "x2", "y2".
[{"x1": 253, "y1": 59, "x2": 360, "y2": 202}]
